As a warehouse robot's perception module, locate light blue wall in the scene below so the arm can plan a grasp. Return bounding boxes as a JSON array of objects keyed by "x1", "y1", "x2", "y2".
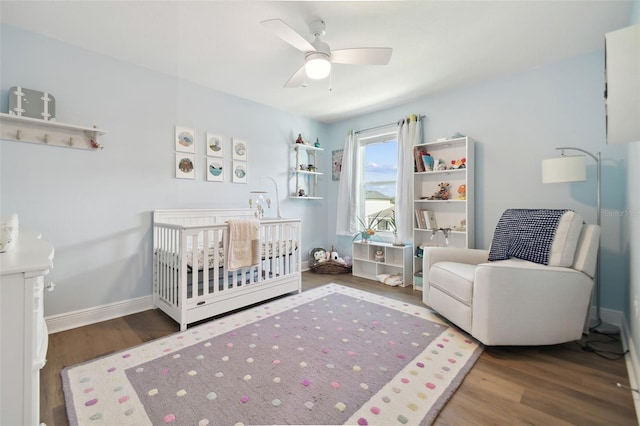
[
  {"x1": 0, "y1": 24, "x2": 328, "y2": 317},
  {"x1": 1, "y1": 19, "x2": 633, "y2": 320},
  {"x1": 325, "y1": 51, "x2": 629, "y2": 313}
]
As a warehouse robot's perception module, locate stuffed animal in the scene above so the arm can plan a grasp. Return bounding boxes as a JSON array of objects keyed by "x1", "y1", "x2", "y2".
[
  {"x1": 331, "y1": 251, "x2": 346, "y2": 264},
  {"x1": 450, "y1": 157, "x2": 466, "y2": 169},
  {"x1": 457, "y1": 184, "x2": 466, "y2": 200},
  {"x1": 374, "y1": 249, "x2": 385, "y2": 262},
  {"x1": 313, "y1": 249, "x2": 327, "y2": 263},
  {"x1": 428, "y1": 182, "x2": 451, "y2": 200}
]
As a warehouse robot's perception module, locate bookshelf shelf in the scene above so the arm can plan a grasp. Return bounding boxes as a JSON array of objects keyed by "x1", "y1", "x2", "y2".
[{"x1": 412, "y1": 136, "x2": 474, "y2": 290}]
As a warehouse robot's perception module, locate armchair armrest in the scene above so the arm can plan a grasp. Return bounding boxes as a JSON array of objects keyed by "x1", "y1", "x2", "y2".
[
  {"x1": 423, "y1": 247, "x2": 488, "y2": 282},
  {"x1": 422, "y1": 247, "x2": 489, "y2": 306},
  {"x1": 472, "y1": 260, "x2": 593, "y2": 345}
]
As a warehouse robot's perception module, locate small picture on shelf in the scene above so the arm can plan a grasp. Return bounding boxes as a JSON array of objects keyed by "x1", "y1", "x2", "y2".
[{"x1": 423, "y1": 210, "x2": 438, "y2": 229}]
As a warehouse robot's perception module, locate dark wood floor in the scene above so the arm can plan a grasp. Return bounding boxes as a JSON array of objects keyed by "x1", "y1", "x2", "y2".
[{"x1": 41, "y1": 272, "x2": 637, "y2": 425}]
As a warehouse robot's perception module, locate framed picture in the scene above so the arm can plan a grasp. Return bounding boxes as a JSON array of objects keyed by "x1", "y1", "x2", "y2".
[
  {"x1": 206, "y1": 132, "x2": 224, "y2": 157},
  {"x1": 175, "y1": 125, "x2": 195, "y2": 153},
  {"x1": 232, "y1": 138, "x2": 248, "y2": 161},
  {"x1": 206, "y1": 157, "x2": 224, "y2": 182},
  {"x1": 232, "y1": 161, "x2": 247, "y2": 183},
  {"x1": 176, "y1": 153, "x2": 196, "y2": 179},
  {"x1": 332, "y1": 149, "x2": 343, "y2": 181}
]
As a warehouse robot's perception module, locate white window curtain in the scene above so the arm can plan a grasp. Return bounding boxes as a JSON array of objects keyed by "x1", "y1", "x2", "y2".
[
  {"x1": 336, "y1": 130, "x2": 360, "y2": 236},
  {"x1": 337, "y1": 116, "x2": 421, "y2": 239},
  {"x1": 395, "y1": 114, "x2": 422, "y2": 242}
]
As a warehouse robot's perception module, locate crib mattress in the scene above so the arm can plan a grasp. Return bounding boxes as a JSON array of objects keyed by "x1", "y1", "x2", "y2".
[{"x1": 156, "y1": 240, "x2": 298, "y2": 270}]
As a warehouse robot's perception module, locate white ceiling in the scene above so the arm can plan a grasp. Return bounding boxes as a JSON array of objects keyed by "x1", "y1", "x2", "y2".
[{"x1": 0, "y1": 1, "x2": 633, "y2": 123}]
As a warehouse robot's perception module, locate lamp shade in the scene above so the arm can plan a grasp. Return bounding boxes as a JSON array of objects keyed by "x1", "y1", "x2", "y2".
[
  {"x1": 541, "y1": 155, "x2": 587, "y2": 183},
  {"x1": 304, "y1": 53, "x2": 331, "y2": 80}
]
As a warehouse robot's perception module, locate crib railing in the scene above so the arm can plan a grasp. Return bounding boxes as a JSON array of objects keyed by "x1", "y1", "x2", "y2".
[{"x1": 153, "y1": 218, "x2": 301, "y2": 309}]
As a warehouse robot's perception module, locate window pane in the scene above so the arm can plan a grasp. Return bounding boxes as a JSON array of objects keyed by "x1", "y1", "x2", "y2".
[{"x1": 364, "y1": 140, "x2": 397, "y2": 231}]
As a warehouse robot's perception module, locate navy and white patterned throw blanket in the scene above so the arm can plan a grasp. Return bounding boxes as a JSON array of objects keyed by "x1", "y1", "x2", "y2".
[{"x1": 488, "y1": 209, "x2": 569, "y2": 265}]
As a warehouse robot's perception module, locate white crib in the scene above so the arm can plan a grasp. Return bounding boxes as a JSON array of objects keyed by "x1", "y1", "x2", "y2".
[{"x1": 153, "y1": 209, "x2": 301, "y2": 330}]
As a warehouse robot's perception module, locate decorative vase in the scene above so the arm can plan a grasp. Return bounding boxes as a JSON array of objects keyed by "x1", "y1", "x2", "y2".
[
  {"x1": 392, "y1": 231, "x2": 404, "y2": 246},
  {"x1": 361, "y1": 231, "x2": 371, "y2": 243}
]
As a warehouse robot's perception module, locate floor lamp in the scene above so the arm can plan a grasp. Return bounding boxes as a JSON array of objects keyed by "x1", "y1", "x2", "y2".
[{"x1": 541, "y1": 147, "x2": 618, "y2": 334}]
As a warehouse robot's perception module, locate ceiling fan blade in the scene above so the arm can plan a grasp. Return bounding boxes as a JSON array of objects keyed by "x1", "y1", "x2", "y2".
[
  {"x1": 261, "y1": 18, "x2": 316, "y2": 53},
  {"x1": 330, "y1": 48, "x2": 393, "y2": 65},
  {"x1": 283, "y1": 65, "x2": 307, "y2": 88}
]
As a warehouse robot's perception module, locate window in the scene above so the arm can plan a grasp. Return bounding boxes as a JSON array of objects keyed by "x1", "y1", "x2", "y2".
[{"x1": 357, "y1": 126, "x2": 398, "y2": 233}]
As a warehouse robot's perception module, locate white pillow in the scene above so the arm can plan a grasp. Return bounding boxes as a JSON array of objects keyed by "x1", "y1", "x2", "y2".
[{"x1": 548, "y1": 211, "x2": 584, "y2": 267}]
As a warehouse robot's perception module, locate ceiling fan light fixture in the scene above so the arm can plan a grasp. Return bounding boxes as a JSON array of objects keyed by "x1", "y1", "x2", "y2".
[{"x1": 304, "y1": 52, "x2": 331, "y2": 80}]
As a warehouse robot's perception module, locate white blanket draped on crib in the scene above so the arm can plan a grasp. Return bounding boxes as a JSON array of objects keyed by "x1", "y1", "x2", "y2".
[{"x1": 226, "y1": 219, "x2": 260, "y2": 271}]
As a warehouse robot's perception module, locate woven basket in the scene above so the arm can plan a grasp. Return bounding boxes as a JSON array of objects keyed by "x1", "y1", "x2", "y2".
[{"x1": 309, "y1": 260, "x2": 352, "y2": 275}]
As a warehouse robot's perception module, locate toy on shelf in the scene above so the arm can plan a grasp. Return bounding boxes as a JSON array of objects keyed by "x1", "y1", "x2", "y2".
[
  {"x1": 295, "y1": 134, "x2": 304, "y2": 144},
  {"x1": 374, "y1": 249, "x2": 385, "y2": 263},
  {"x1": 426, "y1": 182, "x2": 451, "y2": 200},
  {"x1": 450, "y1": 157, "x2": 466, "y2": 169},
  {"x1": 457, "y1": 184, "x2": 466, "y2": 200}
]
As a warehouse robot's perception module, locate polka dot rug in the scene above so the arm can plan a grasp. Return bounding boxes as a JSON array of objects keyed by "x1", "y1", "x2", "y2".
[{"x1": 62, "y1": 283, "x2": 483, "y2": 425}]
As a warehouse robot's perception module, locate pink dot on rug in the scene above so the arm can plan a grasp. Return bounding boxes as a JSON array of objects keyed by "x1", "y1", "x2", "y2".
[
  {"x1": 331, "y1": 381, "x2": 340, "y2": 388},
  {"x1": 119, "y1": 396, "x2": 129, "y2": 403},
  {"x1": 240, "y1": 395, "x2": 250, "y2": 403},
  {"x1": 177, "y1": 336, "x2": 184, "y2": 340},
  {"x1": 164, "y1": 413, "x2": 176, "y2": 423},
  {"x1": 442, "y1": 338, "x2": 449, "y2": 342},
  {"x1": 370, "y1": 406, "x2": 381, "y2": 415},
  {"x1": 358, "y1": 418, "x2": 368, "y2": 425},
  {"x1": 302, "y1": 379, "x2": 311, "y2": 387},
  {"x1": 416, "y1": 362, "x2": 425, "y2": 368},
  {"x1": 107, "y1": 367, "x2": 116, "y2": 373},
  {"x1": 448, "y1": 358, "x2": 457, "y2": 364},
  {"x1": 401, "y1": 378, "x2": 409, "y2": 384},
  {"x1": 273, "y1": 359, "x2": 280, "y2": 365},
  {"x1": 122, "y1": 354, "x2": 130, "y2": 359},
  {"x1": 396, "y1": 354, "x2": 405, "y2": 359},
  {"x1": 83, "y1": 388, "x2": 94, "y2": 394},
  {"x1": 85, "y1": 398, "x2": 98, "y2": 406},
  {"x1": 426, "y1": 383, "x2": 436, "y2": 389},
  {"x1": 437, "y1": 344, "x2": 444, "y2": 348}
]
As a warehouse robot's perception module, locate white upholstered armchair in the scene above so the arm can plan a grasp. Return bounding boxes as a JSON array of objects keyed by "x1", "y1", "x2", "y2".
[{"x1": 422, "y1": 209, "x2": 600, "y2": 346}]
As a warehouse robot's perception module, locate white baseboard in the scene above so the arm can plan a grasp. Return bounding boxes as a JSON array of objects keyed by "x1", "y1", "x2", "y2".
[
  {"x1": 45, "y1": 295, "x2": 154, "y2": 334},
  {"x1": 44, "y1": 265, "x2": 312, "y2": 334},
  {"x1": 620, "y1": 315, "x2": 640, "y2": 425}
]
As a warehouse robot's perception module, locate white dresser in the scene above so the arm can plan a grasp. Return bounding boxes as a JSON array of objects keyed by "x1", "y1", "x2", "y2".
[{"x1": 0, "y1": 231, "x2": 54, "y2": 426}]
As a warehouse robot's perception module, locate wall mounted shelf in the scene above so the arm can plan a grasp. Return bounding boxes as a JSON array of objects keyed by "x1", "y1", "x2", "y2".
[
  {"x1": 290, "y1": 143, "x2": 323, "y2": 199},
  {"x1": 0, "y1": 112, "x2": 107, "y2": 150}
]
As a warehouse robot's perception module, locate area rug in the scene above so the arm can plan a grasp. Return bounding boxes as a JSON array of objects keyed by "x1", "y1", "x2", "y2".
[{"x1": 62, "y1": 283, "x2": 483, "y2": 425}]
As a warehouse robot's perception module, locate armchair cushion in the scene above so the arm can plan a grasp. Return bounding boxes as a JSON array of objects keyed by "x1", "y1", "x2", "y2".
[{"x1": 488, "y1": 209, "x2": 583, "y2": 266}]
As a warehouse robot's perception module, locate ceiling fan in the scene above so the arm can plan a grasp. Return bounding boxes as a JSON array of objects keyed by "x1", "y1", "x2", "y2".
[{"x1": 261, "y1": 18, "x2": 393, "y2": 88}]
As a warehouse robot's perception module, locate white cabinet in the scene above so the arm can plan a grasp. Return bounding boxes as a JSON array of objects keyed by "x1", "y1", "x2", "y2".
[
  {"x1": 352, "y1": 241, "x2": 412, "y2": 286},
  {"x1": 290, "y1": 144, "x2": 323, "y2": 199},
  {"x1": 0, "y1": 231, "x2": 54, "y2": 426},
  {"x1": 605, "y1": 24, "x2": 640, "y2": 144},
  {"x1": 412, "y1": 136, "x2": 474, "y2": 287}
]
